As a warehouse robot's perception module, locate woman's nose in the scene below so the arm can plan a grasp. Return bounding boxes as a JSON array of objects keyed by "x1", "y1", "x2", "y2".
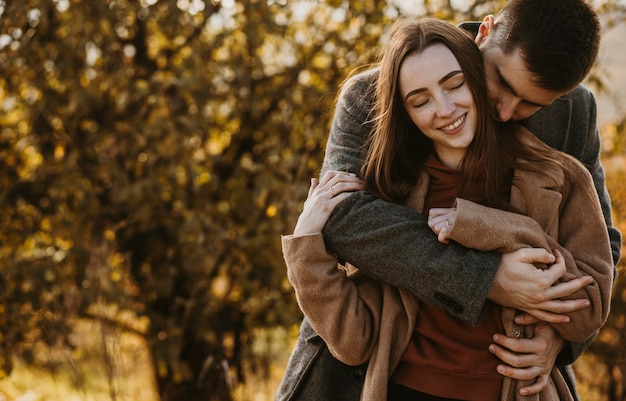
[{"x1": 435, "y1": 96, "x2": 455, "y2": 117}]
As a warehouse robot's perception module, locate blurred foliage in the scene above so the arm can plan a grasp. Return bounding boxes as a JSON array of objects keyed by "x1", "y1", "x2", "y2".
[
  {"x1": 0, "y1": 0, "x2": 624, "y2": 400},
  {"x1": 575, "y1": 157, "x2": 626, "y2": 401}
]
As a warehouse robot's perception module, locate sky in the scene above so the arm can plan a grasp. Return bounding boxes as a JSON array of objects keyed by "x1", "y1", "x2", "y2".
[{"x1": 594, "y1": 21, "x2": 626, "y2": 128}]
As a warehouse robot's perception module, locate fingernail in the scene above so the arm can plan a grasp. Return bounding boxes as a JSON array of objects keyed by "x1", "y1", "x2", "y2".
[
  {"x1": 489, "y1": 345, "x2": 495, "y2": 353},
  {"x1": 348, "y1": 172, "x2": 356, "y2": 177},
  {"x1": 497, "y1": 365, "x2": 506, "y2": 374},
  {"x1": 520, "y1": 389, "x2": 528, "y2": 395}
]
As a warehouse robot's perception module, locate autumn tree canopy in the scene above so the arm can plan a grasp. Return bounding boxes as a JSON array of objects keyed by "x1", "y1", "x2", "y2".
[{"x1": 0, "y1": 1, "x2": 624, "y2": 400}]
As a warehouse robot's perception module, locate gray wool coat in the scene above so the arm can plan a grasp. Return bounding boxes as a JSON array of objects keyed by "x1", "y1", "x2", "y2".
[{"x1": 276, "y1": 56, "x2": 622, "y2": 401}]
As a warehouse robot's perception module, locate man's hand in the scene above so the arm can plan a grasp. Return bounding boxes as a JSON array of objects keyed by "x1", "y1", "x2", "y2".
[
  {"x1": 489, "y1": 323, "x2": 565, "y2": 396},
  {"x1": 488, "y1": 248, "x2": 593, "y2": 323}
]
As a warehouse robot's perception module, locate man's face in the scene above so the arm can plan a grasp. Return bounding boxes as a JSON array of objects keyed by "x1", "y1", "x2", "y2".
[{"x1": 480, "y1": 45, "x2": 565, "y2": 122}]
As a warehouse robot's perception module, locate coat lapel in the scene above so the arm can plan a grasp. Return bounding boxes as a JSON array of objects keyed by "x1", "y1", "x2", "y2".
[{"x1": 510, "y1": 167, "x2": 563, "y2": 239}]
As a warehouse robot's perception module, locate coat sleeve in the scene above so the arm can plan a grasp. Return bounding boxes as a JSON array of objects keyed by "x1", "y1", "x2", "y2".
[
  {"x1": 282, "y1": 234, "x2": 382, "y2": 366},
  {"x1": 550, "y1": 161, "x2": 614, "y2": 342},
  {"x1": 319, "y1": 69, "x2": 501, "y2": 326},
  {"x1": 522, "y1": 86, "x2": 621, "y2": 267},
  {"x1": 449, "y1": 170, "x2": 613, "y2": 343}
]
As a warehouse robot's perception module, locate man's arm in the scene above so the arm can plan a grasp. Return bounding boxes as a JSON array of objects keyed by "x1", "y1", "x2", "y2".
[
  {"x1": 323, "y1": 191, "x2": 500, "y2": 325},
  {"x1": 321, "y1": 69, "x2": 568, "y2": 326}
]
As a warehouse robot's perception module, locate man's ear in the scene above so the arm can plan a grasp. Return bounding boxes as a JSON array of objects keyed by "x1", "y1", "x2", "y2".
[{"x1": 475, "y1": 15, "x2": 495, "y2": 46}]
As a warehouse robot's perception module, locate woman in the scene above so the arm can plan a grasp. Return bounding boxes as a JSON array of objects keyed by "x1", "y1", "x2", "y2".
[{"x1": 283, "y1": 18, "x2": 613, "y2": 401}]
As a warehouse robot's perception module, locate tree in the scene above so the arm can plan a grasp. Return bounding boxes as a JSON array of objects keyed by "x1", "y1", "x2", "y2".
[
  {"x1": 1, "y1": 0, "x2": 623, "y2": 400},
  {"x1": 0, "y1": 0, "x2": 392, "y2": 399}
]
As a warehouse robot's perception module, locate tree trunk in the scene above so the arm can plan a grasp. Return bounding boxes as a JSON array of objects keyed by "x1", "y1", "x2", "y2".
[{"x1": 151, "y1": 338, "x2": 234, "y2": 401}]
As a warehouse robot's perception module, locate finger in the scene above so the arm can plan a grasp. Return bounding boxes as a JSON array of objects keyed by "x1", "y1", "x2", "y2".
[
  {"x1": 495, "y1": 362, "x2": 543, "y2": 381},
  {"x1": 428, "y1": 215, "x2": 449, "y2": 229},
  {"x1": 513, "y1": 312, "x2": 541, "y2": 325},
  {"x1": 319, "y1": 172, "x2": 363, "y2": 198},
  {"x1": 539, "y1": 254, "x2": 567, "y2": 280},
  {"x1": 326, "y1": 171, "x2": 362, "y2": 186},
  {"x1": 330, "y1": 180, "x2": 364, "y2": 196},
  {"x1": 427, "y1": 217, "x2": 439, "y2": 229},
  {"x1": 308, "y1": 178, "x2": 319, "y2": 198},
  {"x1": 489, "y1": 344, "x2": 544, "y2": 371},
  {"x1": 519, "y1": 373, "x2": 550, "y2": 395},
  {"x1": 492, "y1": 334, "x2": 540, "y2": 355},
  {"x1": 522, "y1": 309, "x2": 571, "y2": 324},
  {"x1": 319, "y1": 170, "x2": 356, "y2": 186},
  {"x1": 517, "y1": 299, "x2": 590, "y2": 324},
  {"x1": 518, "y1": 248, "x2": 557, "y2": 266},
  {"x1": 545, "y1": 276, "x2": 594, "y2": 300},
  {"x1": 318, "y1": 170, "x2": 341, "y2": 185},
  {"x1": 489, "y1": 343, "x2": 523, "y2": 367},
  {"x1": 428, "y1": 208, "x2": 452, "y2": 218},
  {"x1": 432, "y1": 208, "x2": 456, "y2": 226},
  {"x1": 437, "y1": 229, "x2": 450, "y2": 244}
]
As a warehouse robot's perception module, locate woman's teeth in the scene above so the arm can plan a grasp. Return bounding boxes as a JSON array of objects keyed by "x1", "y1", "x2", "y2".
[{"x1": 442, "y1": 114, "x2": 466, "y2": 131}]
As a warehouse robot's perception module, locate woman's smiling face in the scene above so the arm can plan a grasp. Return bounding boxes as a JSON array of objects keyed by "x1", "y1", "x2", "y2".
[{"x1": 399, "y1": 43, "x2": 477, "y2": 169}]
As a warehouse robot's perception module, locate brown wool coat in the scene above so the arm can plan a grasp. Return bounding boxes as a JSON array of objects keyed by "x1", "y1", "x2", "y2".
[{"x1": 283, "y1": 129, "x2": 614, "y2": 401}]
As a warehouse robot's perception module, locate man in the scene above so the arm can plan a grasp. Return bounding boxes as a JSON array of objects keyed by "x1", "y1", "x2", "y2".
[{"x1": 277, "y1": 1, "x2": 622, "y2": 400}]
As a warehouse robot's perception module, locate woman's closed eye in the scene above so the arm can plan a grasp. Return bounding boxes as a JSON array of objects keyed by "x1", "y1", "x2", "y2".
[
  {"x1": 446, "y1": 79, "x2": 465, "y2": 91},
  {"x1": 412, "y1": 97, "x2": 430, "y2": 108}
]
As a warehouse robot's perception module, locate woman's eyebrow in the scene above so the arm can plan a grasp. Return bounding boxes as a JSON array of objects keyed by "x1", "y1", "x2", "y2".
[{"x1": 404, "y1": 70, "x2": 463, "y2": 101}]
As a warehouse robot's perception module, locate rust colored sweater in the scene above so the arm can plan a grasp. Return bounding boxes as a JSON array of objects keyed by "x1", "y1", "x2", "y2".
[{"x1": 391, "y1": 156, "x2": 504, "y2": 401}]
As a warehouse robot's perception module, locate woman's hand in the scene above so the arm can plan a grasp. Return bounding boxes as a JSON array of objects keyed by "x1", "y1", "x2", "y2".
[
  {"x1": 293, "y1": 171, "x2": 364, "y2": 236},
  {"x1": 427, "y1": 207, "x2": 457, "y2": 243}
]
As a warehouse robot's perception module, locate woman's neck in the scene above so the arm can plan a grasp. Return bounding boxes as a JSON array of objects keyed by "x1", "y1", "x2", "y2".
[{"x1": 433, "y1": 147, "x2": 465, "y2": 170}]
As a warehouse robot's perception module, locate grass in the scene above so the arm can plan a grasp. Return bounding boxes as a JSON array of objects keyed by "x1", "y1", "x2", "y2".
[
  {"x1": 1, "y1": 318, "x2": 616, "y2": 401},
  {"x1": 0, "y1": 319, "x2": 158, "y2": 401},
  {"x1": 0, "y1": 319, "x2": 294, "y2": 401}
]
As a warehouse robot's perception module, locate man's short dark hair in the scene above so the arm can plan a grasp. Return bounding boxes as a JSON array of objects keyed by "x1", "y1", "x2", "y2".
[{"x1": 489, "y1": 0, "x2": 600, "y2": 93}]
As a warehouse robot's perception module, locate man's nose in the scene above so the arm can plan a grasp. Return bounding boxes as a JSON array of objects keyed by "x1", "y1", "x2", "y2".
[{"x1": 496, "y1": 95, "x2": 521, "y2": 122}]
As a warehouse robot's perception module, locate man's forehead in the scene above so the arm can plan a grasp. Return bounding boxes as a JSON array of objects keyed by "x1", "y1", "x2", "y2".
[{"x1": 489, "y1": 47, "x2": 562, "y2": 106}]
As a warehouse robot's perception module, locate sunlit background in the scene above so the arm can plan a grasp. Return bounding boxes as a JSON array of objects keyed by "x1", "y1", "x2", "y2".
[{"x1": 0, "y1": 1, "x2": 624, "y2": 400}]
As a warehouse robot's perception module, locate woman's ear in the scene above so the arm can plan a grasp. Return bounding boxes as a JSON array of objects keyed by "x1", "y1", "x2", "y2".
[{"x1": 475, "y1": 15, "x2": 495, "y2": 46}]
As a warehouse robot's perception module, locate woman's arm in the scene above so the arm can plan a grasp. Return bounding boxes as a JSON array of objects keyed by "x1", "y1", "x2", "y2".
[
  {"x1": 285, "y1": 171, "x2": 382, "y2": 365},
  {"x1": 283, "y1": 234, "x2": 381, "y2": 366}
]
